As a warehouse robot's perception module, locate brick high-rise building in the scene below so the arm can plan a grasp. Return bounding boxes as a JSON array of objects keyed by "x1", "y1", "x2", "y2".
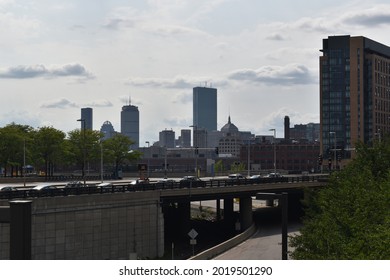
[{"x1": 320, "y1": 35, "x2": 390, "y2": 163}]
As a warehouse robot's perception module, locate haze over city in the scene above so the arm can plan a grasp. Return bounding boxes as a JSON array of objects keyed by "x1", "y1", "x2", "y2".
[{"x1": 1, "y1": 0, "x2": 390, "y2": 145}]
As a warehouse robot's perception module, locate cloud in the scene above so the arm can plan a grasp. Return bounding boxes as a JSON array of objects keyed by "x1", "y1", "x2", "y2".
[
  {"x1": 0, "y1": 63, "x2": 94, "y2": 79},
  {"x1": 228, "y1": 64, "x2": 316, "y2": 86},
  {"x1": 127, "y1": 75, "x2": 227, "y2": 89},
  {"x1": 85, "y1": 99, "x2": 113, "y2": 107},
  {"x1": 342, "y1": 5, "x2": 390, "y2": 27},
  {"x1": 266, "y1": 33, "x2": 286, "y2": 41},
  {"x1": 40, "y1": 98, "x2": 77, "y2": 109}
]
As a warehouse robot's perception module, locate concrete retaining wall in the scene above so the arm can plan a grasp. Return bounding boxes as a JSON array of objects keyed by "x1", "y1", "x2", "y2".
[
  {"x1": 189, "y1": 223, "x2": 257, "y2": 260},
  {"x1": 0, "y1": 191, "x2": 164, "y2": 260}
]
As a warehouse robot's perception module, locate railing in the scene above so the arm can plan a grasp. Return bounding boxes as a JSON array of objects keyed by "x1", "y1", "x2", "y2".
[{"x1": 0, "y1": 175, "x2": 329, "y2": 200}]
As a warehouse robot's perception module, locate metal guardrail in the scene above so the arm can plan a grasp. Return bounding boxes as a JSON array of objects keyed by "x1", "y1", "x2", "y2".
[{"x1": 0, "y1": 175, "x2": 329, "y2": 200}]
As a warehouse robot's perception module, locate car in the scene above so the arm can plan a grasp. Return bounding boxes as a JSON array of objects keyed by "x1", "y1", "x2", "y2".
[
  {"x1": 228, "y1": 173, "x2": 245, "y2": 180},
  {"x1": 128, "y1": 178, "x2": 150, "y2": 186},
  {"x1": 249, "y1": 175, "x2": 261, "y2": 180},
  {"x1": 265, "y1": 172, "x2": 283, "y2": 178},
  {"x1": 96, "y1": 182, "x2": 113, "y2": 192},
  {"x1": 0, "y1": 186, "x2": 18, "y2": 198},
  {"x1": 0, "y1": 186, "x2": 18, "y2": 192},
  {"x1": 179, "y1": 176, "x2": 205, "y2": 188},
  {"x1": 65, "y1": 181, "x2": 84, "y2": 188},
  {"x1": 155, "y1": 178, "x2": 176, "y2": 189},
  {"x1": 29, "y1": 184, "x2": 58, "y2": 197}
]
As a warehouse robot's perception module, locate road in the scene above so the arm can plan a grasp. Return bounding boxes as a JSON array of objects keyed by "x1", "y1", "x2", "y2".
[{"x1": 214, "y1": 222, "x2": 300, "y2": 260}]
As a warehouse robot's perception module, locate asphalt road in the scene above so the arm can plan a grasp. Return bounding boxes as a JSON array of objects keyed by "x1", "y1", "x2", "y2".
[{"x1": 213, "y1": 222, "x2": 300, "y2": 260}]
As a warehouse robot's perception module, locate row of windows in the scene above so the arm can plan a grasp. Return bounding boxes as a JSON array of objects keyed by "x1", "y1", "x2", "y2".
[
  {"x1": 375, "y1": 58, "x2": 390, "y2": 74},
  {"x1": 374, "y1": 112, "x2": 390, "y2": 125},
  {"x1": 374, "y1": 99, "x2": 390, "y2": 112},
  {"x1": 374, "y1": 87, "x2": 390, "y2": 99},
  {"x1": 374, "y1": 72, "x2": 390, "y2": 87}
]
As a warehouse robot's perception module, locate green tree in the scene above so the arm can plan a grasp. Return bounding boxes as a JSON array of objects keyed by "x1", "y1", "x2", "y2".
[
  {"x1": 230, "y1": 162, "x2": 246, "y2": 173},
  {"x1": 214, "y1": 159, "x2": 224, "y2": 173},
  {"x1": 103, "y1": 134, "x2": 141, "y2": 177},
  {"x1": 66, "y1": 129, "x2": 103, "y2": 177},
  {"x1": 290, "y1": 140, "x2": 390, "y2": 259},
  {"x1": 31, "y1": 126, "x2": 66, "y2": 179},
  {"x1": 0, "y1": 123, "x2": 34, "y2": 177}
]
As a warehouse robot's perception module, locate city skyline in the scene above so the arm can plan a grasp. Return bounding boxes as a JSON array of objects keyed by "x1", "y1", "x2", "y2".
[{"x1": 1, "y1": 0, "x2": 390, "y2": 145}]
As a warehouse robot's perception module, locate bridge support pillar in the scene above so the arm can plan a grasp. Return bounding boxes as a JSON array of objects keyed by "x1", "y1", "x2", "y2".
[
  {"x1": 216, "y1": 199, "x2": 221, "y2": 221},
  {"x1": 265, "y1": 199, "x2": 274, "y2": 207},
  {"x1": 239, "y1": 196, "x2": 252, "y2": 231},
  {"x1": 178, "y1": 201, "x2": 191, "y2": 235},
  {"x1": 223, "y1": 198, "x2": 235, "y2": 229}
]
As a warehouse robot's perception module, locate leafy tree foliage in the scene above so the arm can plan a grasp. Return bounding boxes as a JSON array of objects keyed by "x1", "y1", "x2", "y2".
[
  {"x1": 31, "y1": 126, "x2": 66, "y2": 178},
  {"x1": 290, "y1": 140, "x2": 390, "y2": 259},
  {"x1": 103, "y1": 133, "x2": 141, "y2": 176},
  {"x1": 66, "y1": 129, "x2": 103, "y2": 176},
  {"x1": 0, "y1": 123, "x2": 34, "y2": 177}
]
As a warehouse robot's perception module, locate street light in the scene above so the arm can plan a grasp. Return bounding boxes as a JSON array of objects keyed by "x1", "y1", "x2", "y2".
[
  {"x1": 145, "y1": 141, "x2": 150, "y2": 178},
  {"x1": 269, "y1": 129, "x2": 276, "y2": 174},
  {"x1": 190, "y1": 125, "x2": 198, "y2": 178},
  {"x1": 100, "y1": 138, "x2": 104, "y2": 183},
  {"x1": 77, "y1": 118, "x2": 86, "y2": 186}
]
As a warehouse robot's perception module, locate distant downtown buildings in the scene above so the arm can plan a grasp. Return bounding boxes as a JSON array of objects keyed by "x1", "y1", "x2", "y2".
[{"x1": 79, "y1": 34, "x2": 390, "y2": 173}]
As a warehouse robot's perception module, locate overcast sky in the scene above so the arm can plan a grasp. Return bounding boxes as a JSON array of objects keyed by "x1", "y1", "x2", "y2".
[{"x1": 1, "y1": 0, "x2": 390, "y2": 145}]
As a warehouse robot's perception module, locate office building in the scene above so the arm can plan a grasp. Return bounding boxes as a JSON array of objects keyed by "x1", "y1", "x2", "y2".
[
  {"x1": 80, "y1": 107, "x2": 93, "y2": 130},
  {"x1": 100, "y1": 121, "x2": 116, "y2": 141},
  {"x1": 320, "y1": 35, "x2": 390, "y2": 161},
  {"x1": 178, "y1": 129, "x2": 191, "y2": 148},
  {"x1": 121, "y1": 103, "x2": 139, "y2": 149},
  {"x1": 193, "y1": 86, "x2": 217, "y2": 132},
  {"x1": 159, "y1": 129, "x2": 175, "y2": 148}
]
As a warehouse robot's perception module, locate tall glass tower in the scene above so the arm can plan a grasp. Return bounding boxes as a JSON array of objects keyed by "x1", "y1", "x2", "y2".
[
  {"x1": 193, "y1": 86, "x2": 217, "y2": 132},
  {"x1": 80, "y1": 107, "x2": 93, "y2": 130},
  {"x1": 121, "y1": 104, "x2": 139, "y2": 149}
]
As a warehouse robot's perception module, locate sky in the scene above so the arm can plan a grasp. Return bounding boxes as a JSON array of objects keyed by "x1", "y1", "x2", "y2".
[{"x1": 1, "y1": 0, "x2": 390, "y2": 145}]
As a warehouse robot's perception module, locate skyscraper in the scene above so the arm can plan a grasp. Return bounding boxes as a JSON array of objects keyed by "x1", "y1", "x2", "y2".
[
  {"x1": 159, "y1": 129, "x2": 175, "y2": 148},
  {"x1": 193, "y1": 86, "x2": 217, "y2": 132},
  {"x1": 80, "y1": 107, "x2": 93, "y2": 130},
  {"x1": 100, "y1": 121, "x2": 116, "y2": 141},
  {"x1": 320, "y1": 35, "x2": 390, "y2": 160},
  {"x1": 121, "y1": 103, "x2": 139, "y2": 149}
]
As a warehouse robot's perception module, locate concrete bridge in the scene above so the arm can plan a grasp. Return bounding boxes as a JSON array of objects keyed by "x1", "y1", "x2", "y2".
[{"x1": 0, "y1": 177, "x2": 327, "y2": 259}]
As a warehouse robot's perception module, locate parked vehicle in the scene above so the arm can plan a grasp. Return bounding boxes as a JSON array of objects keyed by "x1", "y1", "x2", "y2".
[
  {"x1": 265, "y1": 172, "x2": 283, "y2": 178},
  {"x1": 0, "y1": 186, "x2": 19, "y2": 199},
  {"x1": 96, "y1": 182, "x2": 113, "y2": 193},
  {"x1": 228, "y1": 173, "x2": 245, "y2": 179},
  {"x1": 249, "y1": 175, "x2": 261, "y2": 180},
  {"x1": 0, "y1": 186, "x2": 17, "y2": 192},
  {"x1": 65, "y1": 181, "x2": 84, "y2": 188},
  {"x1": 179, "y1": 176, "x2": 205, "y2": 188},
  {"x1": 155, "y1": 178, "x2": 176, "y2": 189},
  {"x1": 29, "y1": 184, "x2": 58, "y2": 197}
]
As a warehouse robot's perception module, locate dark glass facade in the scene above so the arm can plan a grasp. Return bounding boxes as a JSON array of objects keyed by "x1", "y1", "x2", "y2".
[{"x1": 320, "y1": 35, "x2": 390, "y2": 164}]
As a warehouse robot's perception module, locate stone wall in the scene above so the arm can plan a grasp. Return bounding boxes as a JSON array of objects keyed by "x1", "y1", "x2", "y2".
[{"x1": 0, "y1": 191, "x2": 164, "y2": 259}]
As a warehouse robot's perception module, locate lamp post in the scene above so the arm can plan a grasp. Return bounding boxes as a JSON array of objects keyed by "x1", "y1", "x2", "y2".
[
  {"x1": 145, "y1": 141, "x2": 150, "y2": 178},
  {"x1": 190, "y1": 125, "x2": 198, "y2": 178},
  {"x1": 100, "y1": 138, "x2": 104, "y2": 183},
  {"x1": 269, "y1": 129, "x2": 276, "y2": 174},
  {"x1": 329, "y1": 131, "x2": 336, "y2": 171},
  {"x1": 77, "y1": 118, "x2": 86, "y2": 186},
  {"x1": 247, "y1": 139, "x2": 251, "y2": 177}
]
